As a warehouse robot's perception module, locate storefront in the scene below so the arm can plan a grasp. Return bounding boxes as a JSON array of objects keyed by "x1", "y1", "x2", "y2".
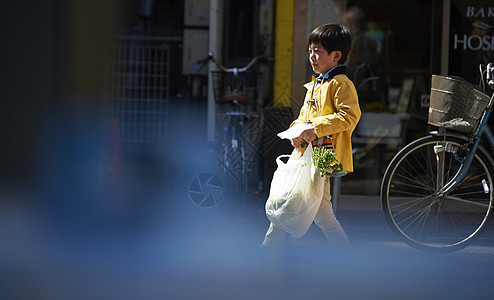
[{"x1": 339, "y1": 0, "x2": 494, "y2": 195}]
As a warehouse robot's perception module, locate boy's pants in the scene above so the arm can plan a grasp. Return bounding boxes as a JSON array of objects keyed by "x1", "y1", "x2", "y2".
[{"x1": 262, "y1": 181, "x2": 349, "y2": 246}]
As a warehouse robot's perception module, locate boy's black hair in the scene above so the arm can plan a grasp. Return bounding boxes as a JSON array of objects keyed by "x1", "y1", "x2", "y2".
[{"x1": 308, "y1": 23, "x2": 352, "y2": 65}]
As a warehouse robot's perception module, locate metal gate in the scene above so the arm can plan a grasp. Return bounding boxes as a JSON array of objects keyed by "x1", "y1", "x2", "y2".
[{"x1": 111, "y1": 36, "x2": 170, "y2": 143}]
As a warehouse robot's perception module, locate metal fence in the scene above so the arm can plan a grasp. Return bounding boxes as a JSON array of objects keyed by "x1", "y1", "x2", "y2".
[{"x1": 111, "y1": 36, "x2": 170, "y2": 143}]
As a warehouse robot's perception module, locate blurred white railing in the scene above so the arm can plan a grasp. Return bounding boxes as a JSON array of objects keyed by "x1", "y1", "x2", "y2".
[{"x1": 111, "y1": 36, "x2": 171, "y2": 143}]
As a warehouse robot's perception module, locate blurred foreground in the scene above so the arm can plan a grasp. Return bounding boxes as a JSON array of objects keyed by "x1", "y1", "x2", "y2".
[{"x1": 1, "y1": 98, "x2": 494, "y2": 300}]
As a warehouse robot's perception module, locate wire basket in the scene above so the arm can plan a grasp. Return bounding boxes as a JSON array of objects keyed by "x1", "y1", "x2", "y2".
[
  {"x1": 211, "y1": 71, "x2": 262, "y2": 105},
  {"x1": 428, "y1": 75, "x2": 490, "y2": 133}
]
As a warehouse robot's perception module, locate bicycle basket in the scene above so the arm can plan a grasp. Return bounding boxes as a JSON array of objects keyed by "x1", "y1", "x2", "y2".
[
  {"x1": 211, "y1": 71, "x2": 262, "y2": 105},
  {"x1": 428, "y1": 75, "x2": 490, "y2": 133}
]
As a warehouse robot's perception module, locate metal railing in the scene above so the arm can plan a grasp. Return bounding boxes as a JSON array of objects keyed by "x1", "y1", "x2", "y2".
[{"x1": 111, "y1": 36, "x2": 171, "y2": 143}]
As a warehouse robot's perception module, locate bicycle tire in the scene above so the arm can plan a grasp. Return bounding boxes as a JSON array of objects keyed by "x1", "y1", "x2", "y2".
[{"x1": 381, "y1": 135, "x2": 494, "y2": 252}]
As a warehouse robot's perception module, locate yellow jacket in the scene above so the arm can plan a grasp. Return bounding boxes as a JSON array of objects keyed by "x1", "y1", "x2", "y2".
[{"x1": 292, "y1": 71, "x2": 361, "y2": 172}]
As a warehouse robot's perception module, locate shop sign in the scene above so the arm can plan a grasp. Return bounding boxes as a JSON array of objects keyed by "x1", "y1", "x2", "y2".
[
  {"x1": 452, "y1": 4, "x2": 494, "y2": 51},
  {"x1": 449, "y1": 0, "x2": 494, "y2": 83}
]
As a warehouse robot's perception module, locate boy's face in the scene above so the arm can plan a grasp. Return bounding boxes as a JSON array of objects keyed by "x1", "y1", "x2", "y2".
[{"x1": 308, "y1": 43, "x2": 341, "y2": 74}]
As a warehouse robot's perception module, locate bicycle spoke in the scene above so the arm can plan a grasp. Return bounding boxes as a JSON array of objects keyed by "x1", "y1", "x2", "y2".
[
  {"x1": 445, "y1": 195, "x2": 493, "y2": 208},
  {"x1": 389, "y1": 196, "x2": 432, "y2": 212},
  {"x1": 394, "y1": 196, "x2": 437, "y2": 224},
  {"x1": 390, "y1": 190, "x2": 430, "y2": 199},
  {"x1": 428, "y1": 206, "x2": 444, "y2": 246},
  {"x1": 399, "y1": 201, "x2": 436, "y2": 231},
  {"x1": 415, "y1": 203, "x2": 441, "y2": 243},
  {"x1": 449, "y1": 190, "x2": 490, "y2": 200},
  {"x1": 391, "y1": 175, "x2": 434, "y2": 193},
  {"x1": 402, "y1": 152, "x2": 436, "y2": 186}
]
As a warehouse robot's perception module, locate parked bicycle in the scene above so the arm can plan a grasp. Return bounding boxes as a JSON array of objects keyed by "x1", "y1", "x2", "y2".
[
  {"x1": 381, "y1": 63, "x2": 494, "y2": 252},
  {"x1": 197, "y1": 52, "x2": 271, "y2": 194}
]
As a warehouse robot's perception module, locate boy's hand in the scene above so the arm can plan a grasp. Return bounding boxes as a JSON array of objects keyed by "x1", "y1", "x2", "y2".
[{"x1": 291, "y1": 128, "x2": 317, "y2": 148}]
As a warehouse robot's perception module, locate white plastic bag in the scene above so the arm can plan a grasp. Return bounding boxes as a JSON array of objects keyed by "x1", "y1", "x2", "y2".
[{"x1": 265, "y1": 144, "x2": 325, "y2": 238}]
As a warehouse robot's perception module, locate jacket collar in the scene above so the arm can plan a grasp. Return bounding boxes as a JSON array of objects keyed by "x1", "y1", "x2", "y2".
[
  {"x1": 304, "y1": 65, "x2": 347, "y2": 89},
  {"x1": 312, "y1": 65, "x2": 347, "y2": 82}
]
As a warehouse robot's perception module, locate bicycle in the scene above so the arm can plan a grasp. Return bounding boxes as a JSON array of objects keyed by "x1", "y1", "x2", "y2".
[
  {"x1": 380, "y1": 63, "x2": 494, "y2": 252},
  {"x1": 197, "y1": 52, "x2": 271, "y2": 217}
]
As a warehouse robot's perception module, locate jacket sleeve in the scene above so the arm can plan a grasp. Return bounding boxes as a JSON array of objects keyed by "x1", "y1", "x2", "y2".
[{"x1": 311, "y1": 79, "x2": 361, "y2": 137}]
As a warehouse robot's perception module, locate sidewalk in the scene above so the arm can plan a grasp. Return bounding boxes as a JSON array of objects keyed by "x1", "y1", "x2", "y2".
[{"x1": 334, "y1": 193, "x2": 494, "y2": 243}]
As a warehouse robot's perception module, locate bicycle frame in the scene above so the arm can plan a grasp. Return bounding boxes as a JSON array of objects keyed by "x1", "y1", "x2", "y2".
[{"x1": 437, "y1": 92, "x2": 494, "y2": 199}]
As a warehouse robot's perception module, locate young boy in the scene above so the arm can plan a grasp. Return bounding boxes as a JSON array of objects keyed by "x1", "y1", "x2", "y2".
[{"x1": 262, "y1": 23, "x2": 361, "y2": 246}]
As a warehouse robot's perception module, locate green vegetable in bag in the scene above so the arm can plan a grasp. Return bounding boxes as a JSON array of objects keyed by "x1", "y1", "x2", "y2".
[{"x1": 304, "y1": 147, "x2": 343, "y2": 182}]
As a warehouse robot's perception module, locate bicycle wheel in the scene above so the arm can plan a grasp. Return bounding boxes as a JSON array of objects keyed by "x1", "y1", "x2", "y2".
[{"x1": 381, "y1": 135, "x2": 494, "y2": 252}]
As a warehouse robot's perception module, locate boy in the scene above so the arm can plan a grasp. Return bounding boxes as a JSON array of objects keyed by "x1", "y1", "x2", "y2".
[{"x1": 262, "y1": 23, "x2": 361, "y2": 246}]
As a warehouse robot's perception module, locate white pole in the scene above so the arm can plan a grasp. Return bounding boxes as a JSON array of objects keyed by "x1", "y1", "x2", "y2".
[
  {"x1": 441, "y1": 0, "x2": 450, "y2": 75},
  {"x1": 207, "y1": 0, "x2": 222, "y2": 143}
]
